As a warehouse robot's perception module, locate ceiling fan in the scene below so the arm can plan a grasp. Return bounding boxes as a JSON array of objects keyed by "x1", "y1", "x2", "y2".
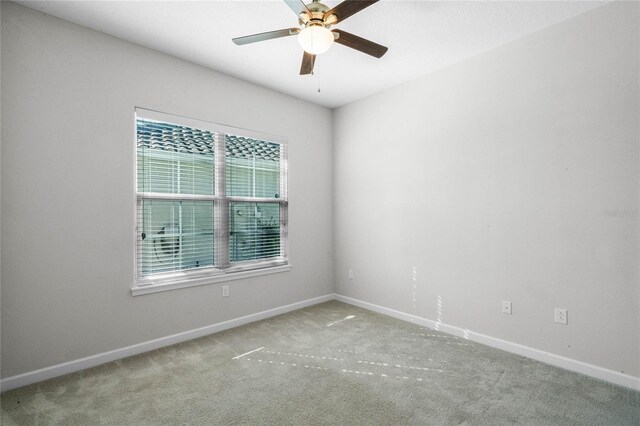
[{"x1": 232, "y1": 0, "x2": 388, "y2": 75}]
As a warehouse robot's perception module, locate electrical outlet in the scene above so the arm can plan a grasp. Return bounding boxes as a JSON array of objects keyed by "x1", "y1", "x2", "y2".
[
  {"x1": 348, "y1": 269, "x2": 354, "y2": 280},
  {"x1": 554, "y1": 308, "x2": 567, "y2": 325},
  {"x1": 222, "y1": 285, "x2": 230, "y2": 298},
  {"x1": 502, "y1": 301, "x2": 512, "y2": 315}
]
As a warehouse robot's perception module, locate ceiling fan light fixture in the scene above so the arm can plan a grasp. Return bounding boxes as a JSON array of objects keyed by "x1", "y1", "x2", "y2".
[{"x1": 297, "y1": 25, "x2": 334, "y2": 55}]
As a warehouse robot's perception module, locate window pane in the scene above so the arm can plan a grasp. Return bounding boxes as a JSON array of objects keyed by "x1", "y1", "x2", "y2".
[
  {"x1": 138, "y1": 199, "x2": 214, "y2": 276},
  {"x1": 137, "y1": 119, "x2": 215, "y2": 195},
  {"x1": 230, "y1": 202, "x2": 280, "y2": 262},
  {"x1": 135, "y1": 110, "x2": 288, "y2": 283},
  {"x1": 226, "y1": 135, "x2": 280, "y2": 198}
]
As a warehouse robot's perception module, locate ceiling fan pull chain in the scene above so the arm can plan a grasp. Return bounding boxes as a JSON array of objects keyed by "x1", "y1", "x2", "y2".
[{"x1": 316, "y1": 62, "x2": 321, "y2": 93}]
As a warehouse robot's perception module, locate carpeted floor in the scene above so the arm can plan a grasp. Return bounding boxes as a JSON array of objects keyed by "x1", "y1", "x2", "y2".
[{"x1": 1, "y1": 300, "x2": 639, "y2": 425}]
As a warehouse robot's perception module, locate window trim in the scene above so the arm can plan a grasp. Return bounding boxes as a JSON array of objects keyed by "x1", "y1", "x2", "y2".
[
  {"x1": 132, "y1": 108, "x2": 289, "y2": 296},
  {"x1": 131, "y1": 264, "x2": 291, "y2": 296}
]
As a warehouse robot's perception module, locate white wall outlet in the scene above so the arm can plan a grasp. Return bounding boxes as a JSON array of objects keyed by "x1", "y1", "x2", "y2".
[
  {"x1": 348, "y1": 269, "x2": 354, "y2": 280},
  {"x1": 222, "y1": 285, "x2": 230, "y2": 298},
  {"x1": 502, "y1": 301, "x2": 512, "y2": 315},
  {"x1": 555, "y1": 308, "x2": 568, "y2": 324}
]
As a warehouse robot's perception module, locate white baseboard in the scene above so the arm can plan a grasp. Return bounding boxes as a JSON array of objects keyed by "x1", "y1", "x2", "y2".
[
  {"x1": 3, "y1": 293, "x2": 638, "y2": 393},
  {"x1": 334, "y1": 294, "x2": 640, "y2": 392},
  {"x1": 0, "y1": 294, "x2": 334, "y2": 392}
]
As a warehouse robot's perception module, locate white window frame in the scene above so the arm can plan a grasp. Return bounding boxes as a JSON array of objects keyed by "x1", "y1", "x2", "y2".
[{"x1": 132, "y1": 108, "x2": 289, "y2": 296}]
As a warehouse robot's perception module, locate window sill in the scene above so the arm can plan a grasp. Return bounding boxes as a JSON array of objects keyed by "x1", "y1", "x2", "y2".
[{"x1": 131, "y1": 264, "x2": 291, "y2": 296}]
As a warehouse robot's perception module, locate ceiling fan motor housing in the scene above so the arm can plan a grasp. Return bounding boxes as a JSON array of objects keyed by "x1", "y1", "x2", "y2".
[{"x1": 299, "y1": 1, "x2": 337, "y2": 28}]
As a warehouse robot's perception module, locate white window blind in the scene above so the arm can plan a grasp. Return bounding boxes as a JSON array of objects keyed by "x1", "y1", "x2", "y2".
[
  {"x1": 226, "y1": 135, "x2": 285, "y2": 263},
  {"x1": 135, "y1": 110, "x2": 288, "y2": 288}
]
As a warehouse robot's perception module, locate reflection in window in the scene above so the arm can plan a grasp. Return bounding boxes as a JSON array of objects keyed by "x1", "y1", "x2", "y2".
[{"x1": 230, "y1": 202, "x2": 280, "y2": 262}]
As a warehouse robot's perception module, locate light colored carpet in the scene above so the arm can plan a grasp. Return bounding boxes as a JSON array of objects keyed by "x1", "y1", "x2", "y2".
[{"x1": 1, "y1": 300, "x2": 639, "y2": 425}]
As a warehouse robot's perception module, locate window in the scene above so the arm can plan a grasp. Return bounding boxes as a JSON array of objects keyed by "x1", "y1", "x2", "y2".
[{"x1": 134, "y1": 109, "x2": 288, "y2": 295}]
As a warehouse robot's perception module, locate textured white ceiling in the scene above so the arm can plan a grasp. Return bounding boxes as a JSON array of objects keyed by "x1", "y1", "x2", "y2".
[{"x1": 17, "y1": 0, "x2": 607, "y2": 108}]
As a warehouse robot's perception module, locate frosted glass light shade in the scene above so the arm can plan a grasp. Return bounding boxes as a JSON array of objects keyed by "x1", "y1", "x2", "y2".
[{"x1": 297, "y1": 26, "x2": 334, "y2": 55}]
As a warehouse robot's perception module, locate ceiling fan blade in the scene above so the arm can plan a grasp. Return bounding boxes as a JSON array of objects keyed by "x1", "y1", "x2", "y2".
[
  {"x1": 300, "y1": 51, "x2": 316, "y2": 75},
  {"x1": 332, "y1": 29, "x2": 388, "y2": 58},
  {"x1": 283, "y1": 0, "x2": 309, "y2": 15},
  {"x1": 324, "y1": 0, "x2": 378, "y2": 24},
  {"x1": 233, "y1": 28, "x2": 299, "y2": 45}
]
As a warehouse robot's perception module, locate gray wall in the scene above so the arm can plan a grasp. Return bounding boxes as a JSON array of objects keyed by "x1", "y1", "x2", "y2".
[
  {"x1": 0, "y1": 2, "x2": 333, "y2": 378},
  {"x1": 333, "y1": 1, "x2": 639, "y2": 378}
]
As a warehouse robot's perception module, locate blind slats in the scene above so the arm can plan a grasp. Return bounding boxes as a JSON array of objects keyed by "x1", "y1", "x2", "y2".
[
  {"x1": 137, "y1": 199, "x2": 214, "y2": 276},
  {"x1": 136, "y1": 115, "x2": 287, "y2": 280},
  {"x1": 226, "y1": 134, "x2": 281, "y2": 199},
  {"x1": 230, "y1": 202, "x2": 281, "y2": 262}
]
